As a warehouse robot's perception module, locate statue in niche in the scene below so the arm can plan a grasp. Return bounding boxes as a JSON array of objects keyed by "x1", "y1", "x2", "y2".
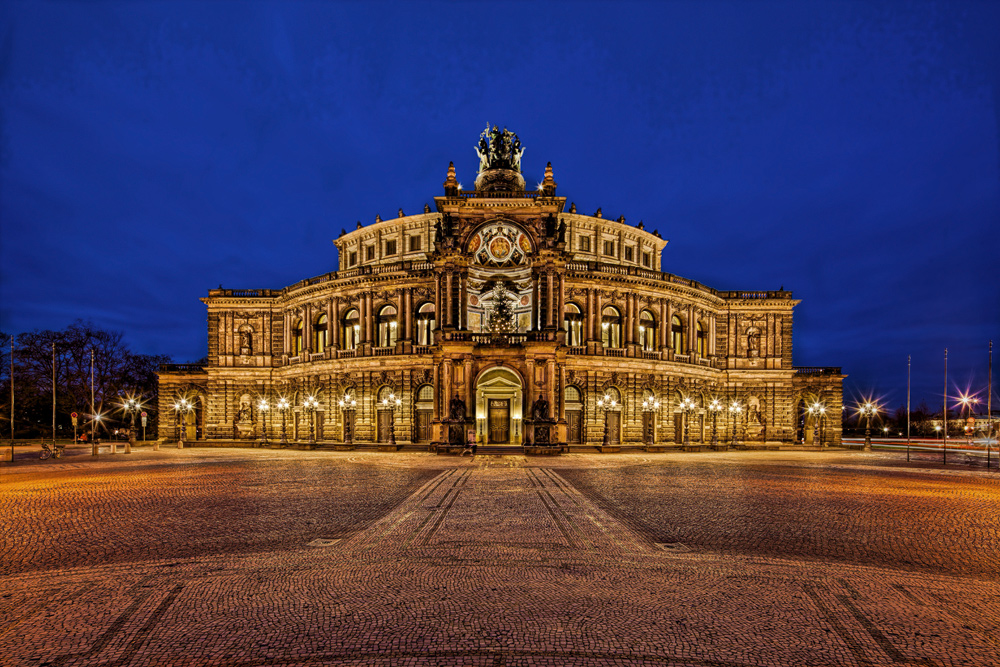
[
  {"x1": 747, "y1": 328, "x2": 761, "y2": 358},
  {"x1": 239, "y1": 331, "x2": 252, "y2": 356},
  {"x1": 449, "y1": 396, "x2": 466, "y2": 420},
  {"x1": 531, "y1": 396, "x2": 550, "y2": 421}
]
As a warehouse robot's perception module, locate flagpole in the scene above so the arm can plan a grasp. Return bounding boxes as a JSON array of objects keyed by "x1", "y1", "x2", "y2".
[
  {"x1": 906, "y1": 355, "x2": 911, "y2": 462},
  {"x1": 51, "y1": 342, "x2": 56, "y2": 450},
  {"x1": 91, "y1": 348, "x2": 97, "y2": 457},
  {"x1": 988, "y1": 340, "x2": 993, "y2": 470},
  {"x1": 9, "y1": 336, "x2": 13, "y2": 461},
  {"x1": 943, "y1": 348, "x2": 948, "y2": 465}
]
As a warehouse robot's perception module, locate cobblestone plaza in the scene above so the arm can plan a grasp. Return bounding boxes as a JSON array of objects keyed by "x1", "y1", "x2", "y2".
[{"x1": 2, "y1": 448, "x2": 997, "y2": 666}]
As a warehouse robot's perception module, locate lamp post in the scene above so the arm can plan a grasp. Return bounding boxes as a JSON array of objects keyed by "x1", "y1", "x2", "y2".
[
  {"x1": 258, "y1": 398, "x2": 270, "y2": 445},
  {"x1": 729, "y1": 401, "x2": 742, "y2": 447},
  {"x1": 173, "y1": 398, "x2": 193, "y2": 448},
  {"x1": 303, "y1": 395, "x2": 319, "y2": 445},
  {"x1": 277, "y1": 397, "x2": 289, "y2": 444},
  {"x1": 708, "y1": 399, "x2": 722, "y2": 448},
  {"x1": 122, "y1": 397, "x2": 140, "y2": 454},
  {"x1": 679, "y1": 397, "x2": 696, "y2": 447},
  {"x1": 596, "y1": 393, "x2": 617, "y2": 448},
  {"x1": 338, "y1": 393, "x2": 357, "y2": 445},
  {"x1": 807, "y1": 402, "x2": 826, "y2": 447},
  {"x1": 381, "y1": 392, "x2": 403, "y2": 446},
  {"x1": 641, "y1": 395, "x2": 660, "y2": 446},
  {"x1": 858, "y1": 402, "x2": 877, "y2": 451}
]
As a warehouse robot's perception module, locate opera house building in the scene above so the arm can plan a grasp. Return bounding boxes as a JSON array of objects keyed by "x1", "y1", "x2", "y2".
[{"x1": 158, "y1": 127, "x2": 844, "y2": 451}]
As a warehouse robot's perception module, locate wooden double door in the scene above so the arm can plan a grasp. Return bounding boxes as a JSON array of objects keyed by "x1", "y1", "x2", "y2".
[{"x1": 488, "y1": 399, "x2": 510, "y2": 444}]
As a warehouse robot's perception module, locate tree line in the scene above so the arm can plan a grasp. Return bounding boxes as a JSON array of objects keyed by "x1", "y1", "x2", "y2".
[{"x1": 0, "y1": 321, "x2": 171, "y2": 439}]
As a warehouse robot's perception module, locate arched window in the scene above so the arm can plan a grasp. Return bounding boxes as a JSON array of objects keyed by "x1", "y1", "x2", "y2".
[
  {"x1": 601, "y1": 306, "x2": 621, "y2": 348},
  {"x1": 671, "y1": 315, "x2": 685, "y2": 355},
  {"x1": 342, "y1": 309, "x2": 360, "y2": 351},
  {"x1": 292, "y1": 320, "x2": 304, "y2": 357},
  {"x1": 377, "y1": 305, "x2": 398, "y2": 348},
  {"x1": 696, "y1": 321, "x2": 706, "y2": 358},
  {"x1": 314, "y1": 314, "x2": 328, "y2": 354},
  {"x1": 416, "y1": 303, "x2": 435, "y2": 346},
  {"x1": 564, "y1": 303, "x2": 584, "y2": 347},
  {"x1": 639, "y1": 310, "x2": 656, "y2": 351}
]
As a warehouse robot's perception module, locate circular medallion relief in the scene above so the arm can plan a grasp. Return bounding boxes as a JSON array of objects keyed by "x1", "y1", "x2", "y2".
[{"x1": 468, "y1": 223, "x2": 532, "y2": 267}]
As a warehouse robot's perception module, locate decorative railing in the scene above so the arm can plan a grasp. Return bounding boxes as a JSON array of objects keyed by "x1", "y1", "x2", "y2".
[
  {"x1": 158, "y1": 363, "x2": 206, "y2": 373},
  {"x1": 337, "y1": 349, "x2": 356, "y2": 359},
  {"x1": 562, "y1": 262, "x2": 794, "y2": 301},
  {"x1": 567, "y1": 347, "x2": 587, "y2": 355},
  {"x1": 372, "y1": 347, "x2": 395, "y2": 356},
  {"x1": 604, "y1": 348, "x2": 625, "y2": 357},
  {"x1": 641, "y1": 350, "x2": 661, "y2": 360},
  {"x1": 794, "y1": 367, "x2": 842, "y2": 376},
  {"x1": 471, "y1": 333, "x2": 528, "y2": 346},
  {"x1": 454, "y1": 190, "x2": 542, "y2": 199},
  {"x1": 413, "y1": 345, "x2": 434, "y2": 355}
]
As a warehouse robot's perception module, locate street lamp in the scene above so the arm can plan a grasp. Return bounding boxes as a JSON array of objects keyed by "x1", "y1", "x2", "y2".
[
  {"x1": 277, "y1": 397, "x2": 289, "y2": 444},
  {"x1": 338, "y1": 393, "x2": 357, "y2": 445},
  {"x1": 303, "y1": 395, "x2": 319, "y2": 444},
  {"x1": 258, "y1": 397, "x2": 270, "y2": 445},
  {"x1": 679, "y1": 397, "x2": 696, "y2": 447},
  {"x1": 173, "y1": 398, "x2": 193, "y2": 448},
  {"x1": 596, "y1": 393, "x2": 617, "y2": 448},
  {"x1": 641, "y1": 395, "x2": 660, "y2": 445},
  {"x1": 708, "y1": 399, "x2": 722, "y2": 448},
  {"x1": 858, "y1": 402, "x2": 878, "y2": 451},
  {"x1": 121, "y1": 397, "x2": 141, "y2": 454},
  {"x1": 807, "y1": 402, "x2": 826, "y2": 447},
  {"x1": 381, "y1": 392, "x2": 403, "y2": 446},
  {"x1": 729, "y1": 401, "x2": 742, "y2": 447}
]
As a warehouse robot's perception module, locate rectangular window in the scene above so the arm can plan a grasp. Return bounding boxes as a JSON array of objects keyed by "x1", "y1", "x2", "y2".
[
  {"x1": 604, "y1": 240, "x2": 615, "y2": 256},
  {"x1": 624, "y1": 246, "x2": 634, "y2": 262},
  {"x1": 579, "y1": 236, "x2": 590, "y2": 252},
  {"x1": 385, "y1": 239, "x2": 397, "y2": 256},
  {"x1": 365, "y1": 245, "x2": 375, "y2": 261},
  {"x1": 348, "y1": 251, "x2": 357, "y2": 267},
  {"x1": 642, "y1": 252, "x2": 652, "y2": 268},
  {"x1": 409, "y1": 235, "x2": 421, "y2": 252}
]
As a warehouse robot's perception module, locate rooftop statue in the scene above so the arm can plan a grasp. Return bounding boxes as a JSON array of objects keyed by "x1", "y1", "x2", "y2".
[{"x1": 476, "y1": 124, "x2": 525, "y2": 173}]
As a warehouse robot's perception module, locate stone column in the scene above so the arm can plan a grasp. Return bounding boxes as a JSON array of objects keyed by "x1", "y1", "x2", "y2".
[
  {"x1": 404, "y1": 289, "x2": 413, "y2": 340},
  {"x1": 303, "y1": 304, "x2": 312, "y2": 353},
  {"x1": 709, "y1": 314, "x2": 716, "y2": 356},
  {"x1": 459, "y1": 274, "x2": 467, "y2": 330},
  {"x1": 464, "y1": 359, "x2": 473, "y2": 416},
  {"x1": 366, "y1": 293, "x2": 374, "y2": 344},
  {"x1": 525, "y1": 359, "x2": 535, "y2": 422},
  {"x1": 547, "y1": 359, "x2": 556, "y2": 414},
  {"x1": 660, "y1": 299, "x2": 668, "y2": 350},
  {"x1": 332, "y1": 298, "x2": 340, "y2": 350},
  {"x1": 446, "y1": 271, "x2": 453, "y2": 328},
  {"x1": 283, "y1": 311, "x2": 290, "y2": 355},
  {"x1": 557, "y1": 273, "x2": 565, "y2": 331},
  {"x1": 688, "y1": 305, "x2": 696, "y2": 355},
  {"x1": 434, "y1": 274, "x2": 442, "y2": 330},
  {"x1": 442, "y1": 360, "x2": 453, "y2": 413},
  {"x1": 546, "y1": 271, "x2": 554, "y2": 328}
]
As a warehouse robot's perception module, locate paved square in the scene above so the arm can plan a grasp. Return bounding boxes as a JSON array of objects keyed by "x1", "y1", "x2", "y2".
[{"x1": 1, "y1": 447, "x2": 998, "y2": 666}]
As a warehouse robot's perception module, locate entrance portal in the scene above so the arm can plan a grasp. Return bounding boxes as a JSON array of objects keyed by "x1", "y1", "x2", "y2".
[
  {"x1": 488, "y1": 399, "x2": 510, "y2": 443},
  {"x1": 475, "y1": 367, "x2": 523, "y2": 444}
]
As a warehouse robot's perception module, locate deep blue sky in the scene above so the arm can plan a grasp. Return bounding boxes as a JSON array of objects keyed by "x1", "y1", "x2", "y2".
[{"x1": 2, "y1": 1, "x2": 998, "y2": 410}]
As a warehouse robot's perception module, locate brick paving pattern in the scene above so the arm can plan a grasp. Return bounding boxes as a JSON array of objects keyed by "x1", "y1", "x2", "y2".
[{"x1": 1, "y1": 447, "x2": 998, "y2": 666}]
